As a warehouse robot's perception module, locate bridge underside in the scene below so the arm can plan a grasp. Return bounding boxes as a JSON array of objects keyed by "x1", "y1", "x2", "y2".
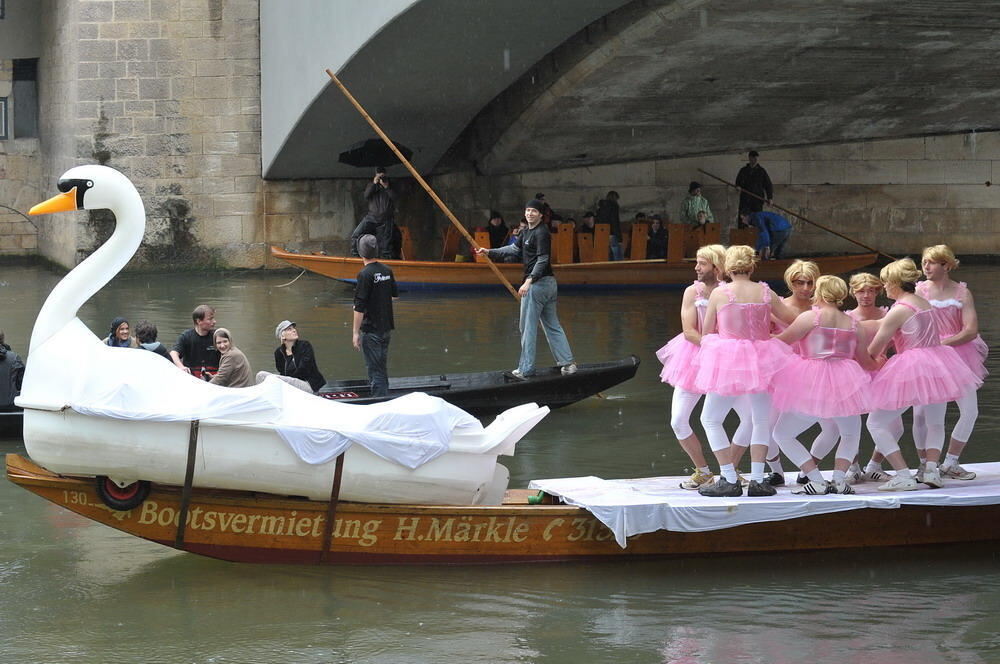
[{"x1": 265, "y1": 0, "x2": 1000, "y2": 180}]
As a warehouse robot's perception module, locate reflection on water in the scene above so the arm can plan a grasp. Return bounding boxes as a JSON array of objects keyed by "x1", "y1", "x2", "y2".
[{"x1": 2, "y1": 263, "x2": 1000, "y2": 662}]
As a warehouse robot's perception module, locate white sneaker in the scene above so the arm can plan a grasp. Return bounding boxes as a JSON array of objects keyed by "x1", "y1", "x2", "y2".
[
  {"x1": 915, "y1": 462, "x2": 926, "y2": 483},
  {"x1": 877, "y1": 475, "x2": 919, "y2": 492},
  {"x1": 792, "y1": 480, "x2": 830, "y2": 495},
  {"x1": 846, "y1": 463, "x2": 863, "y2": 485},
  {"x1": 922, "y1": 466, "x2": 944, "y2": 489},
  {"x1": 560, "y1": 362, "x2": 578, "y2": 375},
  {"x1": 508, "y1": 369, "x2": 529, "y2": 380},
  {"x1": 942, "y1": 464, "x2": 976, "y2": 480},
  {"x1": 863, "y1": 467, "x2": 892, "y2": 482},
  {"x1": 830, "y1": 479, "x2": 856, "y2": 495}
]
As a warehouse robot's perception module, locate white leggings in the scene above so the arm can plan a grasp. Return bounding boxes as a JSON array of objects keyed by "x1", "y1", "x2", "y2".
[
  {"x1": 868, "y1": 403, "x2": 947, "y2": 457},
  {"x1": 806, "y1": 419, "x2": 841, "y2": 461},
  {"x1": 672, "y1": 389, "x2": 752, "y2": 446},
  {"x1": 774, "y1": 412, "x2": 861, "y2": 469},
  {"x1": 701, "y1": 392, "x2": 771, "y2": 453},
  {"x1": 913, "y1": 388, "x2": 979, "y2": 448}
]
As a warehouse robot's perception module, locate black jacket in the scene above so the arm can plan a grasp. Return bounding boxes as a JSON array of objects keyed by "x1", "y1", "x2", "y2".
[
  {"x1": 274, "y1": 339, "x2": 326, "y2": 392},
  {"x1": 0, "y1": 344, "x2": 24, "y2": 409}
]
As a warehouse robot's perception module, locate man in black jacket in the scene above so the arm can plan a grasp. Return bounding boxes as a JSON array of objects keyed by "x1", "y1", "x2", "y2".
[
  {"x1": 353, "y1": 235, "x2": 398, "y2": 397},
  {"x1": 350, "y1": 167, "x2": 398, "y2": 259},
  {"x1": 734, "y1": 150, "x2": 774, "y2": 218},
  {"x1": 475, "y1": 199, "x2": 576, "y2": 379},
  {"x1": 0, "y1": 332, "x2": 24, "y2": 410}
]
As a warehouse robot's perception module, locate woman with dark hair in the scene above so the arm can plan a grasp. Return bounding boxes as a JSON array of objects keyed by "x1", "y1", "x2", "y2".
[
  {"x1": 486, "y1": 211, "x2": 508, "y2": 249},
  {"x1": 102, "y1": 317, "x2": 139, "y2": 348},
  {"x1": 134, "y1": 319, "x2": 170, "y2": 359}
]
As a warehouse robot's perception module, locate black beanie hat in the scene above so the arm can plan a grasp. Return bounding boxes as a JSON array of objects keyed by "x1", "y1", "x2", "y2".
[{"x1": 525, "y1": 199, "x2": 545, "y2": 213}]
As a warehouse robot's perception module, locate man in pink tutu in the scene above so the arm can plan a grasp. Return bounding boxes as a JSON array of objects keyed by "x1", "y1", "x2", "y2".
[
  {"x1": 916, "y1": 245, "x2": 988, "y2": 481},
  {"x1": 693, "y1": 245, "x2": 795, "y2": 497},
  {"x1": 771, "y1": 276, "x2": 879, "y2": 495},
  {"x1": 864, "y1": 259, "x2": 982, "y2": 491},
  {"x1": 656, "y1": 245, "x2": 753, "y2": 490}
]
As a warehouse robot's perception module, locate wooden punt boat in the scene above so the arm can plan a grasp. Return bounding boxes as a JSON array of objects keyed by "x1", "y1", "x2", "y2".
[
  {"x1": 9, "y1": 453, "x2": 1000, "y2": 565},
  {"x1": 319, "y1": 356, "x2": 639, "y2": 416},
  {"x1": 271, "y1": 246, "x2": 879, "y2": 290}
]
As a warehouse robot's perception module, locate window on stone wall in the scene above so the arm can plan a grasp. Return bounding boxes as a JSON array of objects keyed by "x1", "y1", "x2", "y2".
[
  {"x1": 13, "y1": 58, "x2": 37, "y2": 138},
  {"x1": 0, "y1": 98, "x2": 8, "y2": 140},
  {"x1": 0, "y1": 0, "x2": 5, "y2": 20}
]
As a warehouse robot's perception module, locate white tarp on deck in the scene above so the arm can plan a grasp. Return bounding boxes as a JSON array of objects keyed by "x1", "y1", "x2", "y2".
[{"x1": 529, "y1": 462, "x2": 1000, "y2": 547}]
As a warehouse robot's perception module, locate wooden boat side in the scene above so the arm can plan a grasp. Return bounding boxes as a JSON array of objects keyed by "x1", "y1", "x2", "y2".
[
  {"x1": 9, "y1": 453, "x2": 1000, "y2": 565},
  {"x1": 269, "y1": 246, "x2": 879, "y2": 289}
]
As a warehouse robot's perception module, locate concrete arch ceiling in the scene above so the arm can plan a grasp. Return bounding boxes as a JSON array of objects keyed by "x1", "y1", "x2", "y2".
[
  {"x1": 262, "y1": 0, "x2": 632, "y2": 179},
  {"x1": 469, "y1": 0, "x2": 1000, "y2": 175}
]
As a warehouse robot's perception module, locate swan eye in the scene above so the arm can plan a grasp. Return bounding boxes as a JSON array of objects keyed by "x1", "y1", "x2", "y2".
[{"x1": 57, "y1": 177, "x2": 95, "y2": 208}]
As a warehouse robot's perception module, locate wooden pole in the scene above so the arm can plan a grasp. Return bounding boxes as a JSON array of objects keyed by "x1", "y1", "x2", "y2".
[
  {"x1": 326, "y1": 69, "x2": 520, "y2": 299},
  {"x1": 319, "y1": 452, "x2": 346, "y2": 564},
  {"x1": 697, "y1": 168, "x2": 895, "y2": 260}
]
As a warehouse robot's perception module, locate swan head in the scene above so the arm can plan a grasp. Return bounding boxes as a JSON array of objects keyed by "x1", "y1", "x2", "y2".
[{"x1": 29, "y1": 165, "x2": 137, "y2": 216}]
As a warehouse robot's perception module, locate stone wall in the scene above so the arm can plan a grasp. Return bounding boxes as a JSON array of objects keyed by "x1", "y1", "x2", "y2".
[
  {"x1": 0, "y1": 59, "x2": 41, "y2": 256},
  {"x1": 35, "y1": 0, "x2": 264, "y2": 269},
  {"x1": 429, "y1": 130, "x2": 1000, "y2": 258}
]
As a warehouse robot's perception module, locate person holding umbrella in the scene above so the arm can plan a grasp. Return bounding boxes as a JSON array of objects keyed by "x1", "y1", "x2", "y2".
[{"x1": 350, "y1": 166, "x2": 398, "y2": 259}]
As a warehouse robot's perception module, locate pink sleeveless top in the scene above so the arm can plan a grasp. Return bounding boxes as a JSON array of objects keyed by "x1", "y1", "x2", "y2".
[
  {"x1": 716, "y1": 282, "x2": 773, "y2": 341},
  {"x1": 916, "y1": 280, "x2": 966, "y2": 338},
  {"x1": 891, "y1": 301, "x2": 941, "y2": 352},
  {"x1": 800, "y1": 307, "x2": 857, "y2": 360}
]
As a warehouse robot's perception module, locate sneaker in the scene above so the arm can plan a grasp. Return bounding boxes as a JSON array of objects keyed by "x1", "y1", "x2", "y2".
[
  {"x1": 922, "y1": 466, "x2": 944, "y2": 489},
  {"x1": 698, "y1": 477, "x2": 743, "y2": 497},
  {"x1": 792, "y1": 480, "x2": 830, "y2": 495},
  {"x1": 829, "y1": 480, "x2": 856, "y2": 495},
  {"x1": 747, "y1": 479, "x2": 777, "y2": 497},
  {"x1": 560, "y1": 362, "x2": 578, "y2": 375},
  {"x1": 915, "y1": 462, "x2": 926, "y2": 483},
  {"x1": 796, "y1": 474, "x2": 809, "y2": 485},
  {"x1": 764, "y1": 472, "x2": 785, "y2": 487},
  {"x1": 942, "y1": 464, "x2": 976, "y2": 481},
  {"x1": 877, "y1": 475, "x2": 919, "y2": 492},
  {"x1": 862, "y1": 468, "x2": 892, "y2": 482},
  {"x1": 679, "y1": 469, "x2": 714, "y2": 490},
  {"x1": 846, "y1": 463, "x2": 863, "y2": 485},
  {"x1": 507, "y1": 369, "x2": 529, "y2": 381}
]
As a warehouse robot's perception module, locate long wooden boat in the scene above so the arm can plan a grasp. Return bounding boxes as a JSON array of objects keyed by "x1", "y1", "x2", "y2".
[
  {"x1": 320, "y1": 356, "x2": 639, "y2": 416},
  {"x1": 10, "y1": 453, "x2": 1000, "y2": 565},
  {"x1": 270, "y1": 246, "x2": 879, "y2": 290}
]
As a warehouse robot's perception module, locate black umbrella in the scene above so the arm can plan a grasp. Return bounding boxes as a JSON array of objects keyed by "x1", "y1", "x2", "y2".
[{"x1": 338, "y1": 138, "x2": 413, "y2": 168}]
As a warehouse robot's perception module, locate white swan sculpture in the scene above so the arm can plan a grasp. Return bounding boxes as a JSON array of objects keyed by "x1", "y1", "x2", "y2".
[{"x1": 17, "y1": 165, "x2": 549, "y2": 506}]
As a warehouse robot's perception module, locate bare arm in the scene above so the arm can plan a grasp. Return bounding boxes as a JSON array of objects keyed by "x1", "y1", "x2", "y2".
[
  {"x1": 853, "y1": 326, "x2": 880, "y2": 371},
  {"x1": 943, "y1": 290, "x2": 980, "y2": 346},
  {"x1": 701, "y1": 290, "x2": 724, "y2": 336},
  {"x1": 679, "y1": 286, "x2": 702, "y2": 344},
  {"x1": 169, "y1": 349, "x2": 191, "y2": 373},
  {"x1": 868, "y1": 306, "x2": 908, "y2": 359},
  {"x1": 352, "y1": 311, "x2": 364, "y2": 351},
  {"x1": 769, "y1": 295, "x2": 797, "y2": 324},
  {"x1": 774, "y1": 310, "x2": 813, "y2": 345}
]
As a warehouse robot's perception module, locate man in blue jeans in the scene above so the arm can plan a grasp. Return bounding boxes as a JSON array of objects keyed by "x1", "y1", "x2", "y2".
[
  {"x1": 352, "y1": 234, "x2": 398, "y2": 396},
  {"x1": 744, "y1": 210, "x2": 793, "y2": 260},
  {"x1": 476, "y1": 199, "x2": 576, "y2": 379}
]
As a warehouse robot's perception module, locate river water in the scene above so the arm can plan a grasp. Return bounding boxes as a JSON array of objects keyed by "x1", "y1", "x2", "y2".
[{"x1": 1, "y1": 262, "x2": 999, "y2": 663}]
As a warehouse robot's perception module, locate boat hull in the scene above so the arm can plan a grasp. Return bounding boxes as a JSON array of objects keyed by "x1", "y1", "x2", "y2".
[
  {"x1": 320, "y1": 356, "x2": 640, "y2": 415},
  {"x1": 270, "y1": 247, "x2": 879, "y2": 290},
  {"x1": 9, "y1": 454, "x2": 1000, "y2": 565}
]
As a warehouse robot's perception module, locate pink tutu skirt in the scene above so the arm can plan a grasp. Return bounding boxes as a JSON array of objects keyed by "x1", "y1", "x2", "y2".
[
  {"x1": 951, "y1": 335, "x2": 989, "y2": 381},
  {"x1": 772, "y1": 357, "x2": 872, "y2": 418},
  {"x1": 656, "y1": 334, "x2": 701, "y2": 393},
  {"x1": 870, "y1": 345, "x2": 983, "y2": 410},
  {"x1": 693, "y1": 335, "x2": 793, "y2": 396}
]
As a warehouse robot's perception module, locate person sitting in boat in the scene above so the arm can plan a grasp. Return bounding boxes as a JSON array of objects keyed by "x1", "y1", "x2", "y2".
[
  {"x1": 101, "y1": 317, "x2": 139, "y2": 348},
  {"x1": 256, "y1": 320, "x2": 326, "y2": 394},
  {"x1": 646, "y1": 216, "x2": 667, "y2": 259},
  {"x1": 0, "y1": 331, "x2": 24, "y2": 411},
  {"x1": 486, "y1": 211, "x2": 508, "y2": 249},
  {"x1": 207, "y1": 328, "x2": 253, "y2": 388},
  {"x1": 133, "y1": 319, "x2": 171, "y2": 360},
  {"x1": 501, "y1": 219, "x2": 527, "y2": 263},
  {"x1": 169, "y1": 304, "x2": 220, "y2": 379}
]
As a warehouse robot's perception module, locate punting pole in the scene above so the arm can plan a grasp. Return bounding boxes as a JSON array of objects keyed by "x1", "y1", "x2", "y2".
[
  {"x1": 697, "y1": 168, "x2": 896, "y2": 261},
  {"x1": 319, "y1": 452, "x2": 346, "y2": 563},
  {"x1": 325, "y1": 69, "x2": 520, "y2": 299},
  {"x1": 174, "y1": 419, "x2": 200, "y2": 549}
]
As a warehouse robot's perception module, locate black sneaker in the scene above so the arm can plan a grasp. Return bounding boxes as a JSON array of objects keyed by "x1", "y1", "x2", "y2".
[
  {"x1": 764, "y1": 472, "x2": 785, "y2": 487},
  {"x1": 698, "y1": 477, "x2": 743, "y2": 497},
  {"x1": 796, "y1": 474, "x2": 809, "y2": 485},
  {"x1": 747, "y1": 480, "x2": 777, "y2": 497}
]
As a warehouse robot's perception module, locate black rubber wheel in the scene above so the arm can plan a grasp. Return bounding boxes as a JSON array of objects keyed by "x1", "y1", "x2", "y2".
[{"x1": 95, "y1": 476, "x2": 151, "y2": 511}]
